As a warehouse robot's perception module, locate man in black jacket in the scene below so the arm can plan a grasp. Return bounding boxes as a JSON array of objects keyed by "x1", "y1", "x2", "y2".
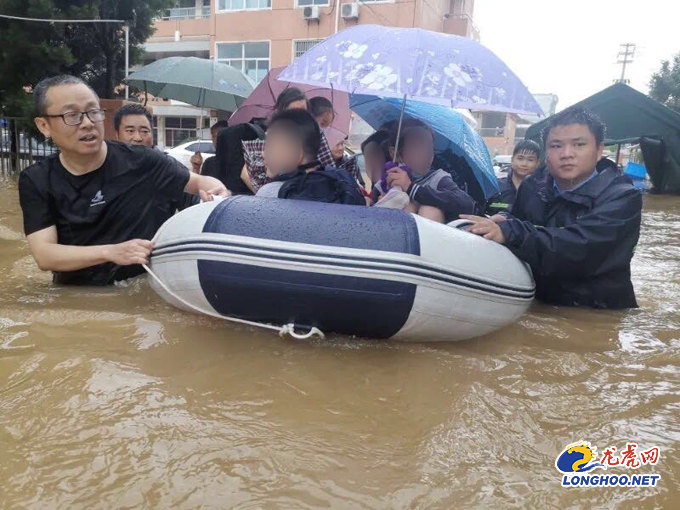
[{"x1": 461, "y1": 108, "x2": 642, "y2": 309}]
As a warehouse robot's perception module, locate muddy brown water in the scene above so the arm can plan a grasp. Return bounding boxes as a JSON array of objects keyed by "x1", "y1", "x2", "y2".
[{"x1": 0, "y1": 174, "x2": 678, "y2": 508}]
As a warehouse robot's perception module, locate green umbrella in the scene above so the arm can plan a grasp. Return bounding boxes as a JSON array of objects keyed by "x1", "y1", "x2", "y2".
[{"x1": 126, "y1": 56, "x2": 254, "y2": 112}]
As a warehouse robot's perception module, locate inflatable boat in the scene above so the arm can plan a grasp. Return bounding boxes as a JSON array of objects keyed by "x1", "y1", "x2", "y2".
[{"x1": 147, "y1": 197, "x2": 534, "y2": 342}]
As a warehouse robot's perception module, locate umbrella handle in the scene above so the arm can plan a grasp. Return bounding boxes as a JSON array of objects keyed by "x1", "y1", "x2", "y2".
[{"x1": 392, "y1": 94, "x2": 408, "y2": 163}]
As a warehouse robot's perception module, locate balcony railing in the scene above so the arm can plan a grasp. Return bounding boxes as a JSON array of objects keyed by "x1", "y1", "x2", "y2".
[{"x1": 161, "y1": 6, "x2": 211, "y2": 20}]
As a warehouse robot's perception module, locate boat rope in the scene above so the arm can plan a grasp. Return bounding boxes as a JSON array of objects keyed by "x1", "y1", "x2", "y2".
[{"x1": 142, "y1": 263, "x2": 325, "y2": 341}]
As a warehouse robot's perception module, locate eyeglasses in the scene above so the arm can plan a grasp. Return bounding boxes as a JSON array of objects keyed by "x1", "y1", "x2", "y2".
[{"x1": 43, "y1": 109, "x2": 106, "y2": 126}]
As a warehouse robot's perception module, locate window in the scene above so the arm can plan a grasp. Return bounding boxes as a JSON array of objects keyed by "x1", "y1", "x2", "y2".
[
  {"x1": 165, "y1": 117, "x2": 197, "y2": 129},
  {"x1": 164, "y1": 116, "x2": 199, "y2": 147},
  {"x1": 297, "y1": 0, "x2": 330, "y2": 6},
  {"x1": 218, "y1": 0, "x2": 271, "y2": 11},
  {"x1": 217, "y1": 42, "x2": 270, "y2": 83},
  {"x1": 294, "y1": 39, "x2": 323, "y2": 58},
  {"x1": 164, "y1": 0, "x2": 210, "y2": 20}
]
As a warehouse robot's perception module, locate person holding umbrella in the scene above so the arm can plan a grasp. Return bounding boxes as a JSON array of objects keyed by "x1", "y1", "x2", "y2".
[
  {"x1": 18, "y1": 75, "x2": 229, "y2": 286},
  {"x1": 386, "y1": 121, "x2": 476, "y2": 222}
]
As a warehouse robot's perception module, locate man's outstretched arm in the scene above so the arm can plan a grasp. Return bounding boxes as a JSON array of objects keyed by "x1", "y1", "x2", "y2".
[
  {"x1": 26, "y1": 226, "x2": 154, "y2": 273},
  {"x1": 185, "y1": 172, "x2": 230, "y2": 201}
]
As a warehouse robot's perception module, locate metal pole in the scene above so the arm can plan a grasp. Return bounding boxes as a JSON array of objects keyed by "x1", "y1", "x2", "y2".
[
  {"x1": 124, "y1": 25, "x2": 130, "y2": 100},
  {"x1": 335, "y1": 0, "x2": 341, "y2": 34},
  {"x1": 388, "y1": 95, "x2": 408, "y2": 192},
  {"x1": 392, "y1": 94, "x2": 408, "y2": 162}
]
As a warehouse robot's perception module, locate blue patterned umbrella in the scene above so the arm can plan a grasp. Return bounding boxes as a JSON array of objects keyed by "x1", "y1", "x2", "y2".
[
  {"x1": 279, "y1": 24, "x2": 542, "y2": 115},
  {"x1": 351, "y1": 94, "x2": 499, "y2": 199}
]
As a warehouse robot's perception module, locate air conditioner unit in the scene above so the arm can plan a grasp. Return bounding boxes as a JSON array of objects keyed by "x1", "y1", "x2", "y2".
[
  {"x1": 303, "y1": 5, "x2": 320, "y2": 21},
  {"x1": 341, "y1": 3, "x2": 359, "y2": 20}
]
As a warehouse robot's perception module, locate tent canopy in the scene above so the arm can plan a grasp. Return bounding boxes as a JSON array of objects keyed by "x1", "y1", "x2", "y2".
[{"x1": 525, "y1": 83, "x2": 680, "y2": 194}]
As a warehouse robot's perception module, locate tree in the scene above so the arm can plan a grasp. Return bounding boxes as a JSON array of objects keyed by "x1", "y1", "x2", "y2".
[
  {"x1": 0, "y1": 0, "x2": 174, "y2": 114},
  {"x1": 0, "y1": 0, "x2": 75, "y2": 118},
  {"x1": 649, "y1": 53, "x2": 680, "y2": 113},
  {"x1": 59, "y1": 0, "x2": 175, "y2": 99}
]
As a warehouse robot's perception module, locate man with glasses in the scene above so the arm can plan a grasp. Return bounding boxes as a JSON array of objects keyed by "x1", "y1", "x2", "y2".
[{"x1": 18, "y1": 75, "x2": 229, "y2": 285}]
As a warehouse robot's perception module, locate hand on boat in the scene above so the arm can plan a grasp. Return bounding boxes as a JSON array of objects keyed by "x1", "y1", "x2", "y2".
[
  {"x1": 199, "y1": 185, "x2": 231, "y2": 202},
  {"x1": 459, "y1": 215, "x2": 505, "y2": 243},
  {"x1": 105, "y1": 239, "x2": 155, "y2": 266}
]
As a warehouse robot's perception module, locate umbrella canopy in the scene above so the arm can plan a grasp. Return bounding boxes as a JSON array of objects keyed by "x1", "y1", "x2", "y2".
[
  {"x1": 351, "y1": 95, "x2": 498, "y2": 199},
  {"x1": 126, "y1": 57, "x2": 254, "y2": 112},
  {"x1": 228, "y1": 66, "x2": 351, "y2": 136},
  {"x1": 279, "y1": 24, "x2": 543, "y2": 116},
  {"x1": 526, "y1": 83, "x2": 680, "y2": 194}
]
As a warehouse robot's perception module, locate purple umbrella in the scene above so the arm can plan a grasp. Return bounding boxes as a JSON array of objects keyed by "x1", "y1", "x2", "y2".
[
  {"x1": 279, "y1": 24, "x2": 543, "y2": 116},
  {"x1": 228, "y1": 66, "x2": 351, "y2": 136}
]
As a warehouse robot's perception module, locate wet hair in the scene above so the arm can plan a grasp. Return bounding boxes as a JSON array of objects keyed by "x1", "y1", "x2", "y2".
[
  {"x1": 210, "y1": 119, "x2": 230, "y2": 133},
  {"x1": 392, "y1": 120, "x2": 435, "y2": 157},
  {"x1": 113, "y1": 103, "x2": 153, "y2": 132},
  {"x1": 267, "y1": 109, "x2": 321, "y2": 161},
  {"x1": 33, "y1": 75, "x2": 96, "y2": 116},
  {"x1": 513, "y1": 139, "x2": 541, "y2": 158},
  {"x1": 361, "y1": 130, "x2": 391, "y2": 160},
  {"x1": 309, "y1": 96, "x2": 334, "y2": 119},
  {"x1": 542, "y1": 107, "x2": 606, "y2": 147},
  {"x1": 274, "y1": 87, "x2": 308, "y2": 114}
]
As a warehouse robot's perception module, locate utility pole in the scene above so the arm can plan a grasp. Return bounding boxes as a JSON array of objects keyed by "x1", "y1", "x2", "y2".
[
  {"x1": 124, "y1": 25, "x2": 130, "y2": 99},
  {"x1": 616, "y1": 43, "x2": 636, "y2": 84}
]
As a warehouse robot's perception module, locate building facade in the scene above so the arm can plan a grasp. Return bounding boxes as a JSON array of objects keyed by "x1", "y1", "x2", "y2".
[
  {"x1": 476, "y1": 93, "x2": 559, "y2": 157},
  {"x1": 144, "y1": 0, "x2": 479, "y2": 148}
]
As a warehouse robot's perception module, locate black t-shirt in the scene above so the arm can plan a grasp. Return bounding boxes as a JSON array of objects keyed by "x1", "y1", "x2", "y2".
[
  {"x1": 18, "y1": 141, "x2": 191, "y2": 285},
  {"x1": 213, "y1": 123, "x2": 263, "y2": 195}
]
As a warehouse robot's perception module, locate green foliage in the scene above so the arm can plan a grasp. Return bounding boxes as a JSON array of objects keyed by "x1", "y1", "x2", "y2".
[
  {"x1": 0, "y1": 0, "x2": 174, "y2": 116},
  {"x1": 649, "y1": 53, "x2": 680, "y2": 113}
]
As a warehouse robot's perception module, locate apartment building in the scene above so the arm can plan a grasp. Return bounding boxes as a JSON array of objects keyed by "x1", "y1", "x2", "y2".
[{"x1": 144, "y1": 0, "x2": 478, "y2": 148}]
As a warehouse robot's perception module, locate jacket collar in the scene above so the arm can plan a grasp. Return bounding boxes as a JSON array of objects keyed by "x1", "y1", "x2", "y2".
[{"x1": 538, "y1": 168, "x2": 619, "y2": 206}]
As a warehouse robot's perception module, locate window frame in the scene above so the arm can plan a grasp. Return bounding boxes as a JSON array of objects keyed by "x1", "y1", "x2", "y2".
[
  {"x1": 292, "y1": 38, "x2": 325, "y2": 59},
  {"x1": 215, "y1": 40, "x2": 272, "y2": 84},
  {"x1": 295, "y1": 0, "x2": 331, "y2": 7},
  {"x1": 216, "y1": 0, "x2": 272, "y2": 13}
]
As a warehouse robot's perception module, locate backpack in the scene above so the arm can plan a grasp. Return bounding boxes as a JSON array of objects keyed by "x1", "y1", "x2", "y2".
[{"x1": 277, "y1": 167, "x2": 366, "y2": 206}]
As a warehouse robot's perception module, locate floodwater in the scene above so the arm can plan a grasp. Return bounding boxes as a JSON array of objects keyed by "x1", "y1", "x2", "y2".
[{"x1": 0, "y1": 173, "x2": 678, "y2": 509}]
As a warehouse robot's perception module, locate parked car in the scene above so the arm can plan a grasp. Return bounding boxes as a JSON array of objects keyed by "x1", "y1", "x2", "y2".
[{"x1": 166, "y1": 140, "x2": 215, "y2": 170}]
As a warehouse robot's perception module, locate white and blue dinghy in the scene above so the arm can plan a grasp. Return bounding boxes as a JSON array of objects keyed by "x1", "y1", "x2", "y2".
[{"x1": 147, "y1": 197, "x2": 534, "y2": 342}]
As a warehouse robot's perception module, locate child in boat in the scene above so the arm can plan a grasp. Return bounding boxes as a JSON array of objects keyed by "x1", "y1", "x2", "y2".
[
  {"x1": 257, "y1": 109, "x2": 365, "y2": 205},
  {"x1": 384, "y1": 121, "x2": 477, "y2": 222}
]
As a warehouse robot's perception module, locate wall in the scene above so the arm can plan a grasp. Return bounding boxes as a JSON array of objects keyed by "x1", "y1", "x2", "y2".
[
  {"x1": 148, "y1": 0, "x2": 476, "y2": 69},
  {"x1": 210, "y1": 0, "x2": 426, "y2": 67},
  {"x1": 101, "y1": 99, "x2": 128, "y2": 141}
]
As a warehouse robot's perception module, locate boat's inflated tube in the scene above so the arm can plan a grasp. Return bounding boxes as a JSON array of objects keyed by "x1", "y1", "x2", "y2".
[{"x1": 148, "y1": 197, "x2": 534, "y2": 342}]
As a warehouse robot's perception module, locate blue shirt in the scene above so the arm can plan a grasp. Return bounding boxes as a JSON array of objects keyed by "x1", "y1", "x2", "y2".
[{"x1": 553, "y1": 169, "x2": 598, "y2": 195}]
